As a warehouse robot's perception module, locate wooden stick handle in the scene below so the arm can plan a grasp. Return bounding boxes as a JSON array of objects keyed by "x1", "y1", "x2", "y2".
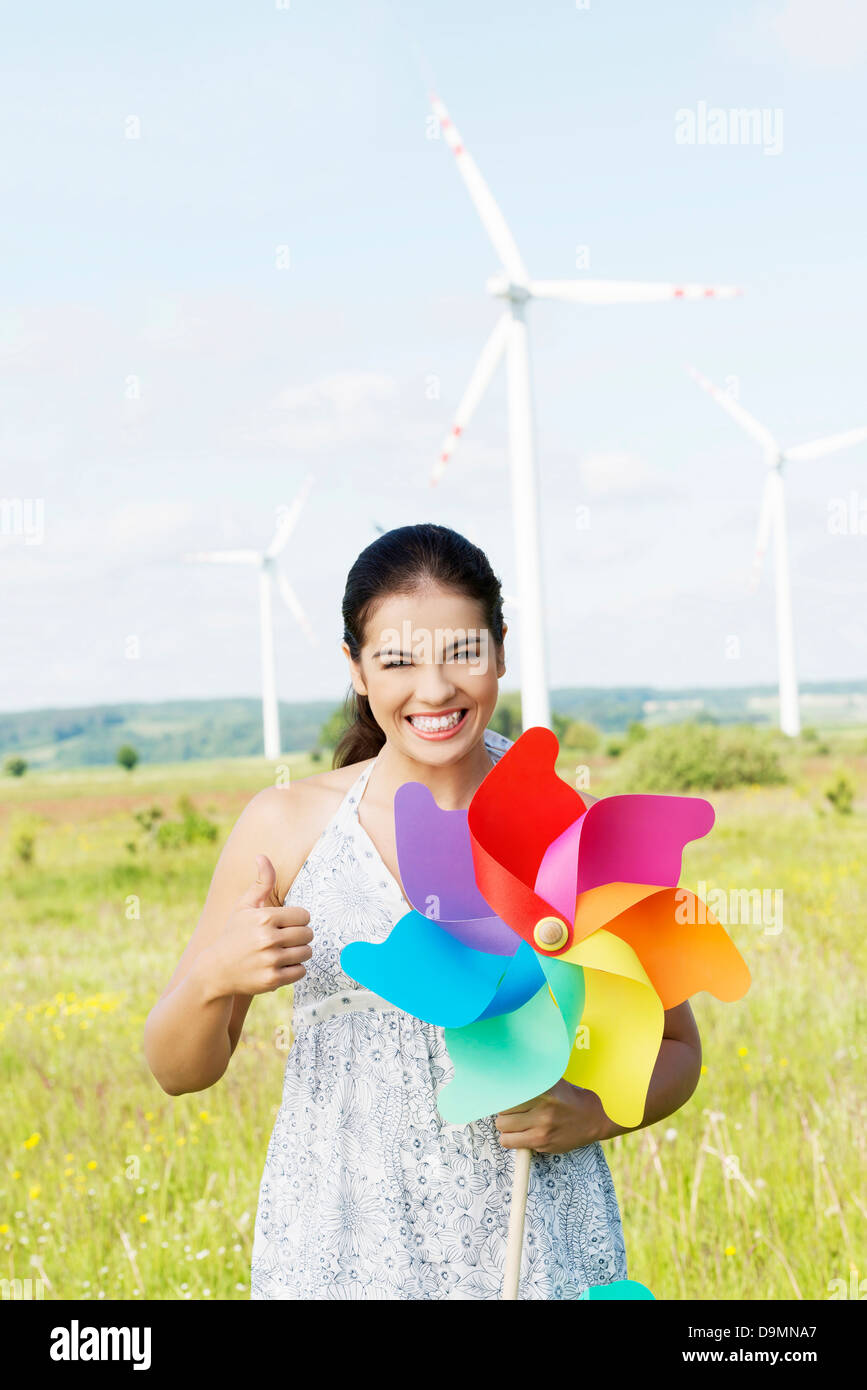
[{"x1": 502, "y1": 1146, "x2": 532, "y2": 1300}]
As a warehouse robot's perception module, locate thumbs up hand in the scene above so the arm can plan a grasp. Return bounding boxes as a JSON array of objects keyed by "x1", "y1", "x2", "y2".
[{"x1": 201, "y1": 854, "x2": 313, "y2": 999}]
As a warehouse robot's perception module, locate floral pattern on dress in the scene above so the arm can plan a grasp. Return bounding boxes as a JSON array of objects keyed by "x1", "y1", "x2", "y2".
[{"x1": 250, "y1": 727, "x2": 629, "y2": 1299}]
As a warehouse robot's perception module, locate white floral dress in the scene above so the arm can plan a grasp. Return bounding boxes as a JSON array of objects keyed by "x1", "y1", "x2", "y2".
[{"x1": 250, "y1": 727, "x2": 629, "y2": 1299}]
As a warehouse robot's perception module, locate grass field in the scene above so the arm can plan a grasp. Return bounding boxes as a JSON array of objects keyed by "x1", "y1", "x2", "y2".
[{"x1": 1, "y1": 739, "x2": 864, "y2": 1301}]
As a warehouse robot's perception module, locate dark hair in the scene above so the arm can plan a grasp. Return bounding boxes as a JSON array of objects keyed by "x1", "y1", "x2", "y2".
[{"x1": 333, "y1": 523, "x2": 506, "y2": 769}]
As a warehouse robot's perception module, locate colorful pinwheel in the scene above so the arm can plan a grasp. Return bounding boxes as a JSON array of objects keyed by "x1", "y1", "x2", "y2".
[{"x1": 340, "y1": 726, "x2": 751, "y2": 1299}]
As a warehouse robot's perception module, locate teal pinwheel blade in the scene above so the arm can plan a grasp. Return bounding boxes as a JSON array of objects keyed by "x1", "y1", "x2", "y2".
[{"x1": 586, "y1": 1279, "x2": 655, "y2": 1300}]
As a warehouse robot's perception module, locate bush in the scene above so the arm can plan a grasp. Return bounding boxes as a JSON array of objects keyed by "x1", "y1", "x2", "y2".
[
  {"x1": 8, "y1": 813, "x2": 42, "y2": 864},
  {"x1": 608, "y1": 720, "x2": 788, "y2": 792},
  {"x1": 117, "y1": 744, "x2": 139, "y2": 771},
  {"x1": 4, "y1": 756, "x2": 27, "y2": 777},
  {"x1": 155, "y1": 795, "x2": 218, "y2": 849},
  {"x1": 132, "y1": 805, "x2": 164, "y2": 848},
  {"x1": 824, "y1": 770, "x2": 855, "y2": 815}
]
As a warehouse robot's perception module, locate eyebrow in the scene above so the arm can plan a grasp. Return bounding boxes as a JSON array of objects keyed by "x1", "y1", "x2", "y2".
[{"x1": 371, "y1": 636, "x2": 482, "y2": 659}]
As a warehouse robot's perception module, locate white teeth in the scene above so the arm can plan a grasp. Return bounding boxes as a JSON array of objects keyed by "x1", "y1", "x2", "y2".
[{"x1": 408, "y1": 711, "x2": 464, "y2": 732}]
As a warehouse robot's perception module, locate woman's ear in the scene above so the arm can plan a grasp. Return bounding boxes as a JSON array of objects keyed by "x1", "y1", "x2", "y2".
[
  {"x1": 342, "y1": 641, "x2": 368, "y2": 698},
  {"x1": 496, "y1": 626, "x2": 507, "y2": 677}
]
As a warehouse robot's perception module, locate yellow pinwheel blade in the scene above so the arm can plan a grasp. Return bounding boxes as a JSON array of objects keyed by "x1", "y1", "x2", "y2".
[{"x1": 560, "y1": 930, "x2": 664, "y2": 1129}]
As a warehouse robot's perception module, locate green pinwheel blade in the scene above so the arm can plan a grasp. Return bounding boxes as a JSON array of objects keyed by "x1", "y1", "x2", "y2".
[{"x1": 438, "y1": 961, "x2": 585, "y2": 1125}]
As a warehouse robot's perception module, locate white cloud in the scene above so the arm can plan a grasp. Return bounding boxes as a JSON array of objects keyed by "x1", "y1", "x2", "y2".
[
  {"x1": 272, "y1": 371, "x2": 396, "y2": 415},
  {"x1": 576, "y1": 451, "x2": 675, "y2": 499},
  {"x1": 104, "y1": 501, "x2": 195, "y2": 551},
  {"x1": 757, "y1": 0, "x2": 867, "y2": 67},
  {"x1": 256, "y1": 370, "x2": 399, "y2": 451}
]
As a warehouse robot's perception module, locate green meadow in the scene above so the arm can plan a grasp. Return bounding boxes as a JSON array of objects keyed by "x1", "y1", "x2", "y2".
[{"x1": 1, "y1": 738, "x2": 864, "y2": 1301}]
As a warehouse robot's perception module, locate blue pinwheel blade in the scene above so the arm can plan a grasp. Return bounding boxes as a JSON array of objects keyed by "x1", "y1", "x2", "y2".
[
  {"x1": 340, "y1": 909, "x2": 513, "y2": 1028},
  {"x1": 475, "y1": 940, "x2": 545, "y2": 1020}
]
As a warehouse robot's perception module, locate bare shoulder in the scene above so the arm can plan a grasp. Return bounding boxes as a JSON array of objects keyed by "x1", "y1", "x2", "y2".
[
  {"x1": 244, "y1": 758, "x2": 377, "y2": 831},
  {"x1": 239, "y1": 758, "x2": 378, "y2": 901}
]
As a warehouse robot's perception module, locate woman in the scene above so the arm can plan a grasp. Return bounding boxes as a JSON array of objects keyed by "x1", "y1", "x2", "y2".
[{"x1": 144, "y1": 522, "x2": 701, "y2": 1299}]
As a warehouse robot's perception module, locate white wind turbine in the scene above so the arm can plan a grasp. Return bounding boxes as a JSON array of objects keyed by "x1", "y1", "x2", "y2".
[
  {"x1": 687, "y1": 365, "x2": 867, "y2": 737},
  {"x1": 429, "y1": 93, "x2": 741, "y2": 732},
  {"x1": 185, "y1": 474, "x2": 317, "y2": 760}
]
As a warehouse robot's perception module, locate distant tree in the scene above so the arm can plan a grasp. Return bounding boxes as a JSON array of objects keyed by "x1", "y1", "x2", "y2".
[
  {"x1": 319, "y1": 707, "x2": 348, "y2": 749},
  {"x1": 552, "y1": 712, "x2": 571, "y2": 743},
  {"x1": 117, "y1": 744, "x2": 139, "y2": 771},
  {"x1": 563, "y1": 720, "x2": 600, "y2": 753},
  {"x1": 4, "y1": 756, "x2": 27, "y2": 777},
  {"x1": 490, "y1": 694, "x2": 522, "y2": 741}
]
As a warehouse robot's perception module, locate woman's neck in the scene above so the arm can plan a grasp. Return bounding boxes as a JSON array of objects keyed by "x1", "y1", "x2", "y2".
[{"x1": 367, "y1": 735, "x2": 494, "y2": 813}]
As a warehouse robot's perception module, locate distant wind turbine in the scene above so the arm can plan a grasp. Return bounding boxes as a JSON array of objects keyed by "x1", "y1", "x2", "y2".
[
  {"x1": 687, "y1": 365, "x2": 867, "y2": 737},
  {"x1": 185, "y1": 475, "x2": 317, "y2": 759},
  {"x1": 429, "y1": 93, "x2": 741, "y2": 731}
]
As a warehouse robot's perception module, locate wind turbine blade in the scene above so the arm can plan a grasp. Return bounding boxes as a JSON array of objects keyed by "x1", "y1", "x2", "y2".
[
  {"x1": 431, "y1": 312, "x2": 510, "y2": 486},
  {"x1": 430, "y1": 94, "x2": 528, "y2": 285},
  {"x1": 529, "y1": 280, "x2": 742, "y2": 304},
  {"x1": 265, "y1": 473, "x2": 315, "y2": 558},
  {"x1": 275, "y1": 569, "x2": 318, "y2": 646},
  {"x1": 686, "y1": 365, "x2": 779, "y2": 456},
  {"x1": 749, "y1": 474, "x2": 775, "y2": 592},
  {"x1": 785, "y1": 426, "x2": 867, "y2": 463},
  {"x1": 184, "y1": 550, "x2": 260, "y2": 564}
]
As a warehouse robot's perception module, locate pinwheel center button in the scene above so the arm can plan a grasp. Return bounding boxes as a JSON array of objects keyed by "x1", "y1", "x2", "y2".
[{"x1": 533, "y1": 915, "x2": 569, "y2": 951}]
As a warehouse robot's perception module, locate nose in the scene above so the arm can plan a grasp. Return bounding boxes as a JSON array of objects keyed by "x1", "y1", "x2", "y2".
[{"x1": 411, "y1": 661, "x2": 459, "y2": 706}]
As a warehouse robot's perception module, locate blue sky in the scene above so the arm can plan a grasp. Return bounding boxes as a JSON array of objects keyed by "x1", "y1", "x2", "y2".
[{"x1": 2, "y1": 0, "x2": 866, "y2": 712}]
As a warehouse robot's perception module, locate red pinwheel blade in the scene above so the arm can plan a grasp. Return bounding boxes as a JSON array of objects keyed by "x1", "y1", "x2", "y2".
[{"x1": 468, "y1": 727, "x2": 586, "y2": 953}]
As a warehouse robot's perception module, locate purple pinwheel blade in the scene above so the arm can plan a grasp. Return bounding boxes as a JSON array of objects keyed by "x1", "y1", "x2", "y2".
[{"x1": 394, "y1": 781, "x2": 520, "y2": 955}]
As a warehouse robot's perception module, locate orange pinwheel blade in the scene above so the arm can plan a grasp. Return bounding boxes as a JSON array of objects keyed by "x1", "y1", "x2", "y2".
[{"x1": 604, "y1": 887, "x2": 752, "y2": 1009}]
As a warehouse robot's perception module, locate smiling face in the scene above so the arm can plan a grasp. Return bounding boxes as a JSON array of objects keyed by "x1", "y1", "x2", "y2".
[{"x1": 342, "y1": 583, "x2": 507, "y2": 759}]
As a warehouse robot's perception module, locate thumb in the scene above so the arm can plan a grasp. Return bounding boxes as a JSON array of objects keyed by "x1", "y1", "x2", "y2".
[{"x1": 243, "y1": 853, "x2": 277, "y2": 907}]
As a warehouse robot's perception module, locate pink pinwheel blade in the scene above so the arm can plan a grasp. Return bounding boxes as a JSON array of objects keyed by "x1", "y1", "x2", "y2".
[
  {"x1": 533, "y1": 814, "x2": 585, "y2": 920},
  {"x1": 574, "y1": 794, "x2": 715, "y2": 893}
]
